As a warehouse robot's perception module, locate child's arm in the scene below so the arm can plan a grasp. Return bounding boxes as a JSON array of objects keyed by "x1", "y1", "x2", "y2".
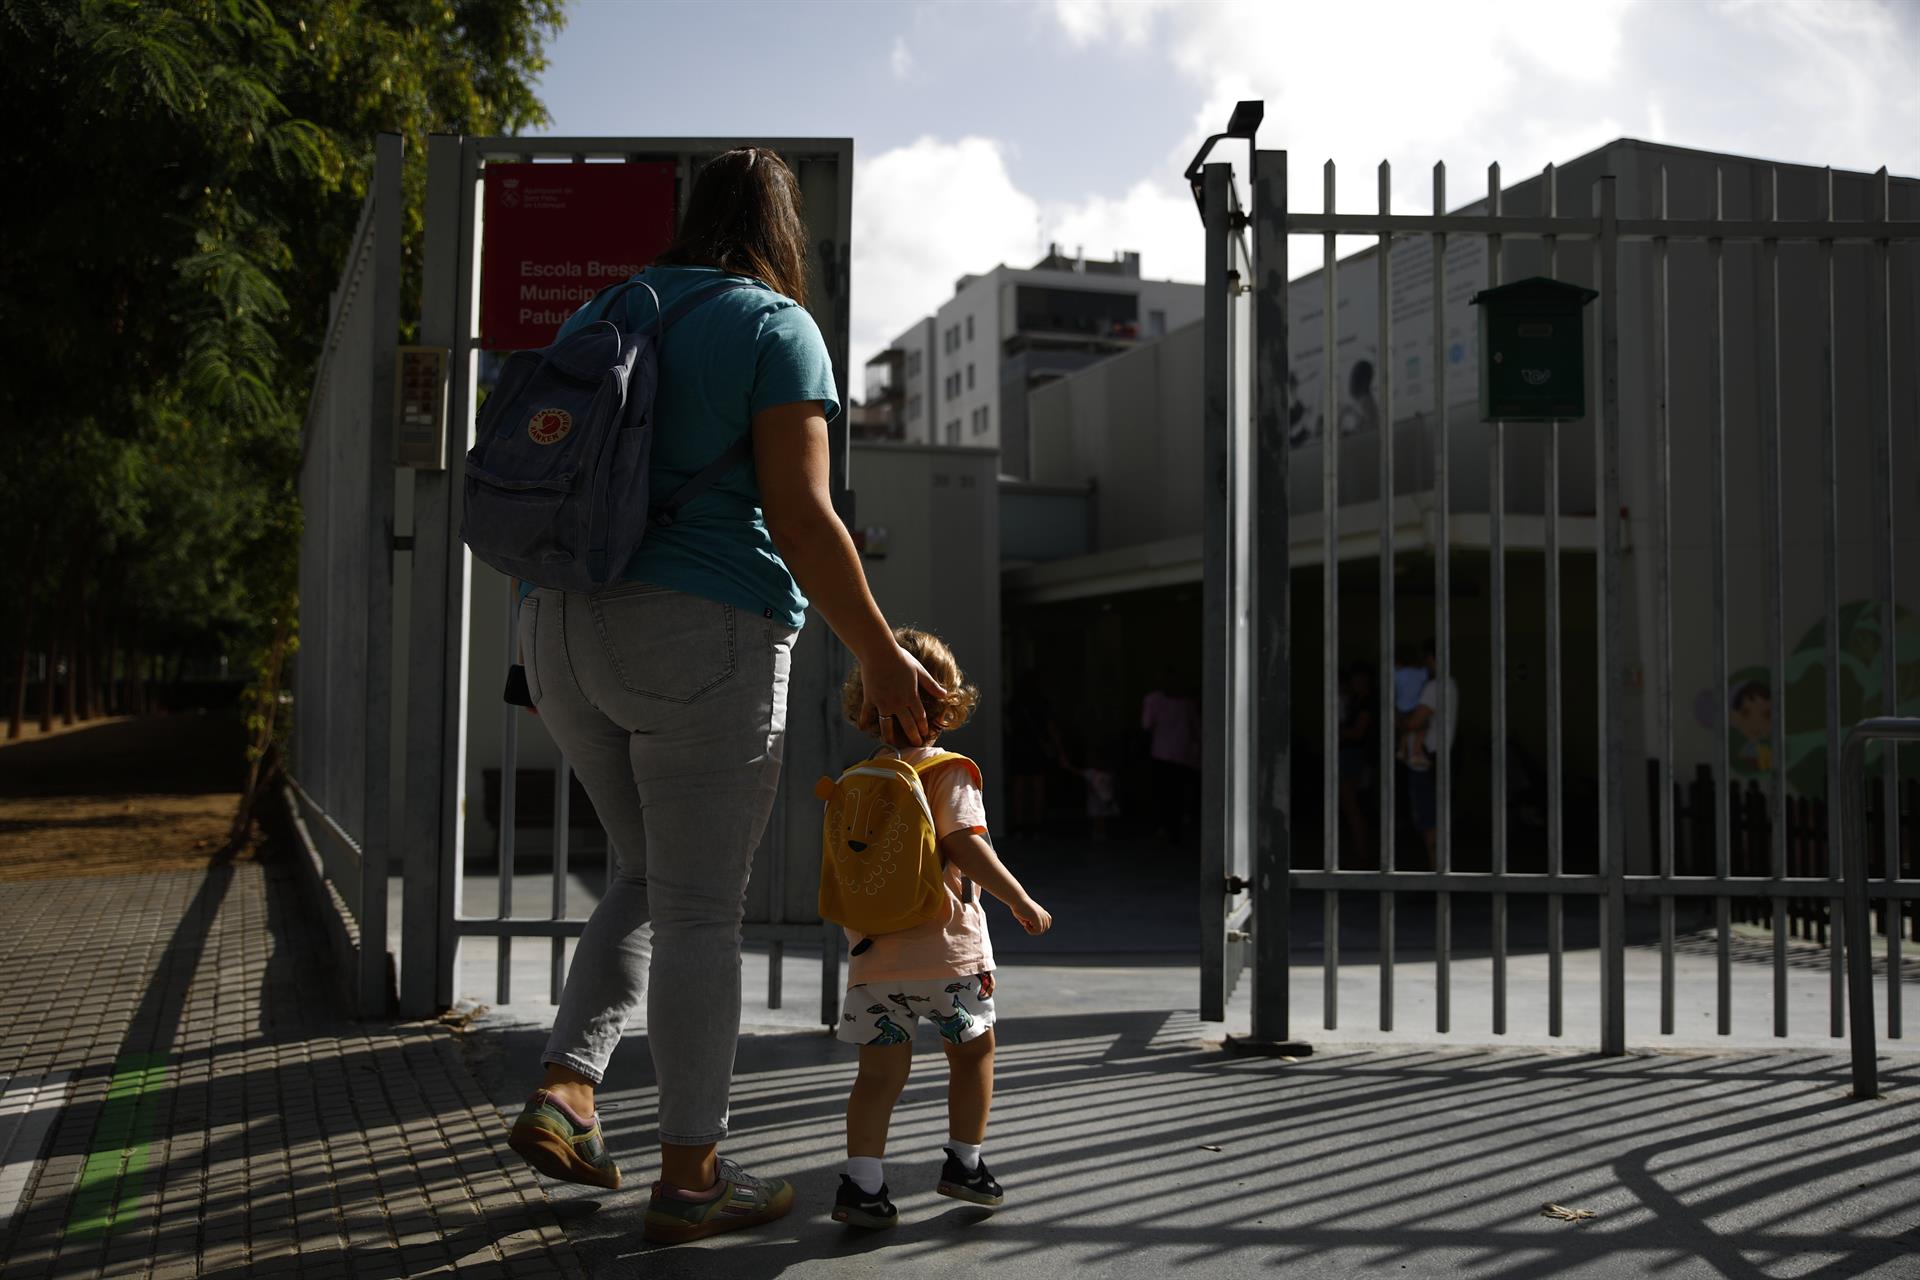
[{"x1": 940, "y1": 830, "x2": 1052, "y2": 935}]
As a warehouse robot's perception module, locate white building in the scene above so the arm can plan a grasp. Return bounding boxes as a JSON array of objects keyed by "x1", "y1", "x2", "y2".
[{"x1": 863, "y1": 247, "x2": 1204, "y2": 475}]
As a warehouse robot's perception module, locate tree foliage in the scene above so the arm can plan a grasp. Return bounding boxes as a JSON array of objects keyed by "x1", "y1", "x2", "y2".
[{"x1": 0, "y1": 0, "x2": 563, "y2": 741}]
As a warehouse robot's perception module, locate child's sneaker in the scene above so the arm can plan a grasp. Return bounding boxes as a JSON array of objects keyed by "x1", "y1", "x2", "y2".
[
  {"x1": 831, "y1": 1174, "x2": 898, "y2": 1229},
  {"x1": 642, "y1": 1158, "x2": 794, "y2": 1244},
  {"x1": 937, "y1": 1149, "x2": 1004, "y2": 1207}
]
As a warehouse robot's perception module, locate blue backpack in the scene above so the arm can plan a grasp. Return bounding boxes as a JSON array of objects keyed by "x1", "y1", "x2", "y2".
[{"x1": 461, "y1": 274, "x2": 760, "y2": 591}]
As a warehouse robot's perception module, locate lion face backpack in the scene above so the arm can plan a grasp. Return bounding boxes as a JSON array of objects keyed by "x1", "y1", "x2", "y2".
[{"x1": 815, "y1": 751, "x2": 974, "y2": 952}]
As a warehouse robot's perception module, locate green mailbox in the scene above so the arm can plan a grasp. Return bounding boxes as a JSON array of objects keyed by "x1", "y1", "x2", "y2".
[{"x1": 1469, "y1": 276, "x2": 1598, "y2": 421}]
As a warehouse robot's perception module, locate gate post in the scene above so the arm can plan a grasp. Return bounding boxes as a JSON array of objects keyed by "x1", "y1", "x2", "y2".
[
  {"x1": 399, "y1": 134, "x2": 476, "y2": 1018},
  {"x1": 1249, "y1": 148, "x2": 1293, "y2": 1044},
  {"x1": 1200, "y1": 162, "x2": 1235, "y2": 1023},
  {"x1": 1595, "y1": 174, "x2": 1628, "y2": 1056}
]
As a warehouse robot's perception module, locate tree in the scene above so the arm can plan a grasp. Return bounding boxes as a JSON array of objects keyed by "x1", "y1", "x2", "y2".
[{"x1": 0, "y1": 0, "x2": 563, "y2": 750}]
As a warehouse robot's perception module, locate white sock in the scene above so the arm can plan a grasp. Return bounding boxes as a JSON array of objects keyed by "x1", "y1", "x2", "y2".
[
  {"x1": 946, "y1": 1141, "x2": 982, "y2": 1171},
  {"x1": 847, "y1": 1155, "x2": 885, "y2": 1195}
]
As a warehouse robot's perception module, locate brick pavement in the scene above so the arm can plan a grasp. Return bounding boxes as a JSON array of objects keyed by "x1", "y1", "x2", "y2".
[{"x1": 0, "y1": 856, "x2": 584, "y2": 1278}]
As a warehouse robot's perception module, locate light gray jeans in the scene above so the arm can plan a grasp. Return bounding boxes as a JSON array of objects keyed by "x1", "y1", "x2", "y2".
[{"x1": 519, "y1": 581, "x2": 795, "y2": 1145}]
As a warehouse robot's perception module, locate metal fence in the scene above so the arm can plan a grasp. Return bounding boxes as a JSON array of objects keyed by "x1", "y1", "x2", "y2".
[
  {"x1": 289, "y1": 134, "x2": 403, "y2": 1018},
  {"x1": 1201, "y1": 120, "x2": 1920, "y2": 1062}
]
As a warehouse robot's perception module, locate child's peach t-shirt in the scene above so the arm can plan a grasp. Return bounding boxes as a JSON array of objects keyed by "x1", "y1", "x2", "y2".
[{"x1": 844, "y1": 752, "x2": 995, "y2": 987}]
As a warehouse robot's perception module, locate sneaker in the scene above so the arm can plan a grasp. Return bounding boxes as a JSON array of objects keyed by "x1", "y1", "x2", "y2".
[
  {"x1": 831, "y1": 1174, "x2": 898, "y2": 1229},
  {"x1": 507, "y1": 1089, "x2": 621, "y2": 1189},
  {"x1": 643, "y1": 1158, "x2": 795, "y2": 1245},
  {"x1": 937, "y1": 1149, "x2": 1004, "y2": 1207}
]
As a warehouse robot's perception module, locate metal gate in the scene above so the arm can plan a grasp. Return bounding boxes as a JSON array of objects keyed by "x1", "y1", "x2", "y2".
[
  {"x1": 1200, "y1": 107, "x2": 1920, "y2": 1063},
  {"x1": 287, "y1": 134, "x2": 403, "y2": 1017},
  {"x1": 397, "y1": 136, "x2": 854, "y2": 1020}
]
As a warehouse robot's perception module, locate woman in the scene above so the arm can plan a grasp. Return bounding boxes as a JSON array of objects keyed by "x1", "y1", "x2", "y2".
[{"x1": 505, "y1": 148, "x2": 940, "y2": 1244}]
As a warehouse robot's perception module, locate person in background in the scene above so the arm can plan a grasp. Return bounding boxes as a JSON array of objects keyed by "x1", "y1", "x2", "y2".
[
  {"x1": 1005, "y1": 675, "x2": 1067, "y2": 838},
  {"x1": 1336, "y1": 664, "x2": 1378, "y2": 863},
  {"x1": 1140, "y1": 668, "x2": 1201, "y2": 842},
  {"x1": 1400, "y1": 639, "x2": 1458, "y2": 868}
]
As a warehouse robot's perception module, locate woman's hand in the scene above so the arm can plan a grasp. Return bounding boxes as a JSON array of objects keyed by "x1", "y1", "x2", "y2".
[{"x1": 857, "y1": 642, "x2": 946, "y2": 747}]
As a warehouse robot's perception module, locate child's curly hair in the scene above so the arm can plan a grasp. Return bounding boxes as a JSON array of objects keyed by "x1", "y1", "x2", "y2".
[{"x1": 842, "y1": 626, "x2": 980, "y2": 740}]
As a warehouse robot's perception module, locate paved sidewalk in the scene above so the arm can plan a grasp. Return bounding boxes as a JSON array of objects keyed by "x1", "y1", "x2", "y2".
[
  {"x1": 463, "y1": 1009, "x2": 1920, "y2": 1279},
  {"x1": 0, "y1": 853, "x2": 583, "y2": 1278}
]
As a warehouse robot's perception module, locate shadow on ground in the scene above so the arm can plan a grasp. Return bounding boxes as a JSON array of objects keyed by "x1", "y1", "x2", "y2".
[{"x1": 463, "y1": 1008, "x2": 1920, "y2": 1279}]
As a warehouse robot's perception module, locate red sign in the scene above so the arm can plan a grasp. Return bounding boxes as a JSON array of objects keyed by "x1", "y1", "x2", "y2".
[{"x1": 479, "y1": 162, "x2": 676, "y2": 351}]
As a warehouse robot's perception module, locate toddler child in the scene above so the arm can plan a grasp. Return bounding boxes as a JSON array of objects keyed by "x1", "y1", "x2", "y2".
[{"x1": 831, "y1": 627, "x2": 1053, "y2": 1229}]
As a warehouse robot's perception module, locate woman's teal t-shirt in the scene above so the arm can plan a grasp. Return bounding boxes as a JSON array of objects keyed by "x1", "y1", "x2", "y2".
[{"x1": 548, "y1": 264, "x2": 841, "y2": 628}]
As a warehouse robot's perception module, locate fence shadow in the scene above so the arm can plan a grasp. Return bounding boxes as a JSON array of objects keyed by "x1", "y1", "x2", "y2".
[{"x1": 463, "y1": 1010, "x2": 1920, "y2": 1279}]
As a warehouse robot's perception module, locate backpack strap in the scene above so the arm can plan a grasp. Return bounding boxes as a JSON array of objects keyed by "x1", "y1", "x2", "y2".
[{"x1": 647, "y1": 277, "x2": 772, "y2": 528}]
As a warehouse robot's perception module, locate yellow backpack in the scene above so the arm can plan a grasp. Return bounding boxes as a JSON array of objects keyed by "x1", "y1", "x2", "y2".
[{"x1": 815, "y1": 750, "x2": 973, "y2": 940}]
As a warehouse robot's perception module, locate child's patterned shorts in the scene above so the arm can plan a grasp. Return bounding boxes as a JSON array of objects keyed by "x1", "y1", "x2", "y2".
[{"x1": 836, "y1": 975, "x2": 996, "y2": 1047}]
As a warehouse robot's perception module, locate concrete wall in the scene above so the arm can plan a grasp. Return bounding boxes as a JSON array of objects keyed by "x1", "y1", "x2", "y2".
[{"x1": 848, "y1": 442, "x2": 1004, "y2": 831}]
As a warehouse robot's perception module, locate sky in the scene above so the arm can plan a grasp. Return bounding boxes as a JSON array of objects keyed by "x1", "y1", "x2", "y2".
[{"x1": 530, "y1": 0, "x2": 1920, "y2": 378}]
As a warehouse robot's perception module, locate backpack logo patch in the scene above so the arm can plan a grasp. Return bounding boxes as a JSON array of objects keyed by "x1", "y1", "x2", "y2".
[{"x1": 527, "y1": 407, "x2": 572, "y2": 445}]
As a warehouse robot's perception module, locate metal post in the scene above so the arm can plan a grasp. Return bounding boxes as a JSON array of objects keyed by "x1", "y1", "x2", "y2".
[
  {"x1": 1709, "y1": 166, "x2": 1732, "y2": 1036},
  {"x1": 1653, "y1": 164, "x2": 1675, "y2": 1037},
  {"x1": 1486, "y1": 162, "x2": 1508, "y2": 1037},
  {"x1": 1375, "y1": 160, "x2": 1395, "y2": 1033},
  {"x1": 356, "y1": 132, "x2": 404, "y2": 1019},
  {"x1": 1764, "y1": 167, "x2": 1790, "y2": 1036},
  {"x1": 498, "y1": 591, "x2": 519, "y2": 1005},
  {"x1": 1871, "y1": 168, "x2": 1901, "y2": 1041},
  {"x1": 550, "y1": 756, "x2": 571, "y2": 1005},
  {"x1": 1841, "y1": 719, "x2": 1920, "y2": 1098},
  {"x1": 1543, "y1": 162, "x2": 1565, "y2": 1039},
  {"x1": 1820, "y1": 169, "x2": 1845, "y2": 1040},
  {"x1": 400, "y1": 134, "x2": 468, "y2": 1019},
  {"x1": 1432, "y1": 161, "x2": 1452, "y2": 1035},
  {"x1": 1596, "y1": 175, "x2": 1627, "y2": 1057},
  {"x1": 1251, "y1": 148, "x2": 1295, "y2": 1046},
  {"x1": 1321, "y1": 159, "x2": 1340, "y2": 1032},
  {"x1": 1200, "y1": 161, "x2": 1234, "y2": 1023}
]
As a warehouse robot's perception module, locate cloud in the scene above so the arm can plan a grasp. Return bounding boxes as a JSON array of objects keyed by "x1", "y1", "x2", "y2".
[
  {"x1": 1056, "y1": 0, "x2": 1920, "y2": 217},
  {"x1": 850, "y1": 0, "x2": 1920, "y2": 371},
  {"x1": 1041, "y1": 180, "x2": 1201, "y2": 284},
  {"x1": 851, "y1": 136, "x2": 1040, "y2": 367},
  {"x1": 889, "y1": 36, "x2": 913, "y2": 81}
]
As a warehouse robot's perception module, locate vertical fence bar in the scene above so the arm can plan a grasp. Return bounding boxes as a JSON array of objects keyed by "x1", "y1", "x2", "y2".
[
  {"x1": 1765, "y1": 167, "x2": 1790, "y2": 1036},
  {"x1": 1199, "y1": 161, "x2": 1233, "y2": 1024},
  {"x1": 1377, "y1": 161, "x2": 1396, "y2": 1033},
  {"x1": 1433, "y1": 160, "x2": 1452, "y2": 1035},
  {"x1": 1654, "y1": 165, "x2": 1676, "y2": 1036},
  {"x1": 1543, "y1": 162, "x2": 1565, "y2": 1039},
  {"x1": 1873, "y1": 167, "x2": 1901, "y2": 1040},
  {"x1": 1710, "y1": 167, "x2": 1732, "y2": 1036},
  {"x1": 1321, "y1": 159, "x2": 1341, "y2": 1031},
  {"x1": 1252, "y1": 148, "x2": 1293, "y2": 1044},
  {"x1": 1486, "y1": 163, "x2": 1508, "y2": 1037},
  {"x1": 497, "y1": 591, "x2": 519, "y2": 1005},
  {"x1": 401, "y1": 135, "x2": 465, "y2": 1019},
  {"x1": 356, "y1": 132, "x2": 403, "y2": 1018},
  {"x1": 1597, "y1": 174, "x2": 1627, "y2": 1057},
  {"x1": 550, "y1": 756, "x2": 571, "y2": 1005},
  {"x1": 1821, "y1": 168, "x2": 1844, "y2": 1039}
]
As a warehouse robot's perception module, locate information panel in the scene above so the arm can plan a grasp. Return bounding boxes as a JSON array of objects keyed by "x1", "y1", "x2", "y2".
[{"x1": 479, "y1": 161, "x2": 675, "y2": 350}]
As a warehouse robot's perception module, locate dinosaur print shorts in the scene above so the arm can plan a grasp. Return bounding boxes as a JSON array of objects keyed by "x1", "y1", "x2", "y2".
[{"x1": 836, "y1": 975, "x2": 996, "y2": 1047}]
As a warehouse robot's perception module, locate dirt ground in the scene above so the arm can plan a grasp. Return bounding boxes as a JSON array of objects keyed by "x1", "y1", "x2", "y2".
[{"x1": 0, "y1": 713, "x2": 259, "y2": 881}]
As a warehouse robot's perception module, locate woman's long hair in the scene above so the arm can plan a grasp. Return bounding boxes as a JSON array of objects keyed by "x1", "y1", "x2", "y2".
[{"x1": 655, "y1": 147, "x2": 810, "y2": 305}]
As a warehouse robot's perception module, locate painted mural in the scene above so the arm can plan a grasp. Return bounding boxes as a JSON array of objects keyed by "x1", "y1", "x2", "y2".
[{"x1": 1695, "y1": 601, "x2": 1920, "y2": 795}]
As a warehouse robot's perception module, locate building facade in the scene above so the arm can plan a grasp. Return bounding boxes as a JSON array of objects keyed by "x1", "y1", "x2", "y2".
[{"x1": 864, "y1": 247, "x2": 1203, "y2": 474}]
